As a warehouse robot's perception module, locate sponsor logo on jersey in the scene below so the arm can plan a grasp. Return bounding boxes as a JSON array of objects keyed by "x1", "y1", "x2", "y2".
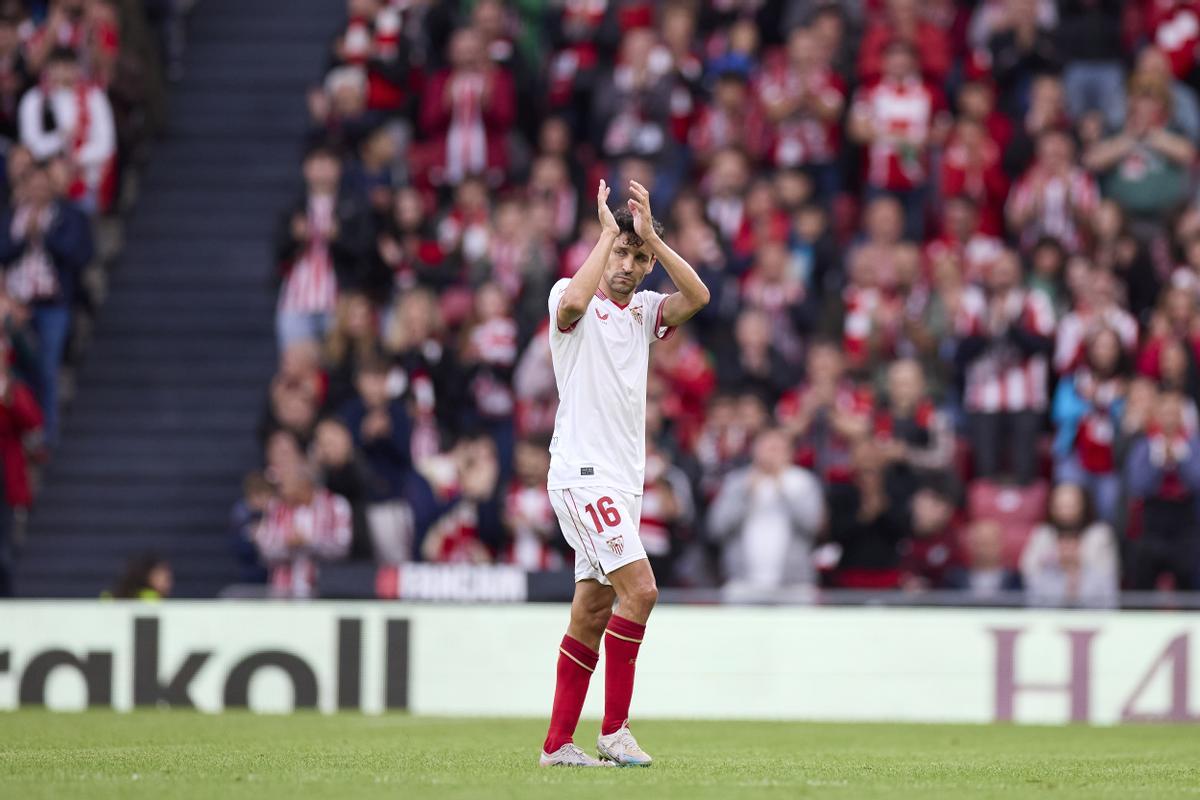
[
  {"x1": 594, "y1": 308, "x2": 609, "y2": 321},
  {"x1": 607, "y1": 536, "x2": 624, "y2": 556},
  {"x1": 580, "y1": 467, "x2": 594, "y2": 476}
]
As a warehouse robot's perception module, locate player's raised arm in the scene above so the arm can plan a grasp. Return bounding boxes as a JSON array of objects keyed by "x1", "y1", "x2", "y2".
[
  {"x1": 557, "y1": 180, "x2": 619, "y2": 331},
  {"x1": 628, "y1": 180, "x2": 710, "y2": 327}
]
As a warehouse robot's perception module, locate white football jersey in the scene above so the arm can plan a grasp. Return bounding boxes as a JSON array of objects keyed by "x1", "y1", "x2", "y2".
[{"x1": 547, "y1": 277, "x2": 674, "y2": 494}]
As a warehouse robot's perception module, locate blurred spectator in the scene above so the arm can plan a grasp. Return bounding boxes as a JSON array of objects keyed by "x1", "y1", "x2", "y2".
[
  {"x1": 1006, "y1": 129, "x2": 1098, "y2": 254},
  {"x1": 324, "y1": 291, "x2": 381, "y2": 413},
  {"x1": 311, "y1": 417, "x2": 373, "y2": 559},
  {"x1": 958, "y1": 251, "x2": 1055, "y2": 484},
  {"x1": 1054, "y1": 264, "x2": 1138, "y2": 374},
  {"x1": 26, "y1": 0, "x2": 120, "y2": 86},
  {"x1": 308, "y1": 65, "x2": 377, "y2": 153},
  {"x1": 1002, "y1": 73, "x2": 1067, "y2": 177},
  {"x1": 986, "y1": 0, "x2": 1059, "y2": 118},
  {"x1": 689, "y1": 64, "x2": 766, "y2": 166},
  {"x1": 857, "y1": 0, "x2": 951, "y2": 85},
  {"x1": 1125, "y1": 390, "x2": 1200, "y2": 590},
  {"x1": 1084, "y1": 75, "x2": 1195, "y2": 226},
  {"x1": 849, "y1": 40, "x2": 949, "y2": 240},
  {"x1": 229, "y1": 472, "x2": 271, "y2": 585},
  {"x1": 372, "y1": 185, "x2": 444, "y2": 298},
  {"x1": 459, "y1": 282, "x2": 517, "y2": 472},
  {"x1": 0, "y1": 12, "x2": 31, "y2": 143},
  {"x1": 262, "y1": 341, "x2": 323, "y2": 448},
  {"x1": 340, "y1": 357, "x2": 413, "y2": 564},
  {"x1": 708, "y1": 428, "x2": 824, "y2": 599},
  {"x1": 0, "y1": 341, "x2": 39, "y2": 597},
  {"x1": 877, "y1": 359, "x2": 955, "y2": 489},
  {"x1": 503, "y1": 435, "x2": 563, "y2": 569},
  {"x1": 413, "y1": 435, "x2": 505, "y2": 562},
  {"x1": 826, "y1": 439, "x2": 908, "y2": 588},
  {"x1": 940, "y1": 118, "x2": 1009, "y2": 238},
  {"x1": 254, "y1": 433, "x2": 352, "y2": 599},
  {"x1": 1132, "y1": 46, "x2": 1200, "y2": 143},
  {"x1": 344, "y1": 125, "x2": 402, "y2": 220},
  {"x1": 1146, "y1": 0, "x2": 1200, "y2": 81},
  {"x1": 641, "y1": 435, "x2": 695, "y2": 584},
  {"x1": 1057, "y1": 0, "x2": 1124, "y2": 131},
  {"x1": 898, "y1": 473, "x2": 964, "y2": 591},
  {"x1": 1051, "y1": 327, "x2": 1128, "y2": 524},
  {"x1": 0, "y1": 162, "x2": 92, "y2": 444},
  {"x1": 274, "y1": 146, "x2": 372, "y2": 348},
  {"x1": 419, "y1": 26, "x2": 515, "y2": 188},
  {"x1": 717, "y1": 308, "x2": 790, "y2": 404},
  {"x1": 1020, "y1": 482, "x2": 1118, "y2": 608},
  {"x1": 330, "y1": 0, "x2": 411, "y2": 114},
  {"x1": 778, "y1": 340, "x2": 872, "y2": 484},
  {"x1": 952, "y1": 519, "x2": 1022, "y2": 598},
  {"x1": 756, "y1": 25, "x2": 844, "y2": 198},
  {"x1": 18, "y1": 47, "x2": 115, "y2": 213},
  {"x1": 109, "y1": 553, "x2": 173, "y2": 601}
]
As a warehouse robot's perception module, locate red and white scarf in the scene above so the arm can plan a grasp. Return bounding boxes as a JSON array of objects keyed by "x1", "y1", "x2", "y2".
[
  {"x1": 445, "y1": 73, "x2": 487, "y2": 182},
  {"x1": 279, "y1": 195, "x2": 338, "y2": 314}
]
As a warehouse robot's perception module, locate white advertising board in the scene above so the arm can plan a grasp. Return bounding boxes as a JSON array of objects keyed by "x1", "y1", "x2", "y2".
[{"x1": 1, "y1": 602, "x2": 1198, "y2": 724}]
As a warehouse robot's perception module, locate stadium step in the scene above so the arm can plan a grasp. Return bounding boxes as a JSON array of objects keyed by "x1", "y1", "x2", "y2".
[{"x1": 16, "y1": 0, "x2": 343, "y2": 599}]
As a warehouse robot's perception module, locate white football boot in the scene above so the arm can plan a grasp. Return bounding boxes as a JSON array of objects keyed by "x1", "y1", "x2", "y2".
[
  {"x1": 539, "y1": 742, "x2": 613, "y2": 767},
  {"x1": 596, "y1": 726, "x2": 653, "y2": 766}
]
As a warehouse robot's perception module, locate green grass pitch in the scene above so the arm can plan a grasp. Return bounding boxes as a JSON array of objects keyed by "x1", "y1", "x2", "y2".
[{"x1": 2, "y1": 711, "x2": 1199, "y2": 800}]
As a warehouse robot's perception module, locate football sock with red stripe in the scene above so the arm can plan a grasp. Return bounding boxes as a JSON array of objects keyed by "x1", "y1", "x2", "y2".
[
  {"x1": 543, "y1": 635, "x2": 599, "y2": 753},
  {"x1": 602, "y1": 615, "x2": 646, "y2": 735}
]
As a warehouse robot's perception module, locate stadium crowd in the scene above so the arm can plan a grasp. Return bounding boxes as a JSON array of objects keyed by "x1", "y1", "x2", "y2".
[
  {"x1": 241, "y1": 0, "x2": 1200, "y2": 607},
  {"x1": 0, "y1": 0, "x2": 176, "y2": 597}
]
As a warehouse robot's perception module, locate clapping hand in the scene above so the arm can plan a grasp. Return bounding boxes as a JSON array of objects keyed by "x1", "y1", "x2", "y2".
[{"x1": 597, "y1": 179, "x2": 618, "y2": 234}]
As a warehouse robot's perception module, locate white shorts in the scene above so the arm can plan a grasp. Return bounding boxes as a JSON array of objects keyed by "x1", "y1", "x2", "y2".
[{"x1": 548, "y1": 486, "x2": 647, "y2": 585}]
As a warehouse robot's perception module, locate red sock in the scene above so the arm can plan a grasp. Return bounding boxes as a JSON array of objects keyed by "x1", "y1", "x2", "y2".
[
  {"x1": 602, "y1": 615, "x2": 646, "y2": 735},
  {"x1": 543, "y1": 635, "x2": 599, "y2": 753}
]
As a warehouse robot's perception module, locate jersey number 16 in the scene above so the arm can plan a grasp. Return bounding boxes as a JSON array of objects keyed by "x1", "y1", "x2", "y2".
[{"x1": 584, "y1": 496, "x2": 622, "y2": 531}]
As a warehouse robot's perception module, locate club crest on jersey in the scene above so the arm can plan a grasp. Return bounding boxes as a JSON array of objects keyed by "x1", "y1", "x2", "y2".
[
  {"x1": 607, "y1": 536, "x2": 624, "y2": 556},
  {"x1": 594, "y1": 307, "x2": 609, "y2": 321},
  {"x1": 630, "y1": 306, "x2": 643, "y2": 324}
]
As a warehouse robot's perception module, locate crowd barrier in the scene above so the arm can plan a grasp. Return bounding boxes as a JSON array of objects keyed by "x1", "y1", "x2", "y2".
[{"x1": 3, "y1": 601, "x2": 1199, "y2": 724}]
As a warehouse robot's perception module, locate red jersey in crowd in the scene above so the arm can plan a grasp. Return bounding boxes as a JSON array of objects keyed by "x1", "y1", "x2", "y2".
[
  {"x1": 1054, "y1": 307, "x2": 1139, "y2": 373},
  {"x1": 1070, "y1": 369, "x2": 1124, "y2": 474},
  {"x1": 420, "y1": 67, "x2": 515, "y2": 185},
  {"x1": 940, "y1": 135, "x2": 1009, "y2": 236},
  {"x1": 547, "y1": 0, "x2": 607, "y2": 107},
  {"x1": 923, "y1": 232, "x2": 1005, "y2": 284},
  {"x1": 853, "y1": 77, "x2": 946, "y2": 191},
  {"x1": 755, "y1": 53, "x2": 844, "y2": 168},
  {"x1": 843, "y1": 284, "x2": 901, "y2": 369},
  {"x1": 336, "y1": 5, "x2": 407, "y2": 110},
  {"x1": 0, "y1": 380, "x2": 40, "y2": 508},
  {"x1": 959, "y1": 286, "x2": 1057, "y2": 413},
  {"x1": 652, "y1": 337, "x2": 716, "y2": 450},
  {"x1": 278, "y1": 195, "x2": 339, "y2": 315},
  {"x1": 1147, "y1": 0, "x2": 1200, "y2": 79},
  {"x1": 777, "y1": 382, "x2": 875, "y2": 483},
  {"x1": 1006, "y1": 166, "x2": 1099, "y2": 254},
  {"x1": 255, "y1": 488, "x2": 352, "y2": 598}
]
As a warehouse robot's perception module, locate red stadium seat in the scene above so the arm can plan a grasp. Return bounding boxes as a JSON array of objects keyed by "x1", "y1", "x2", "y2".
[{"x1": 966, "y1": 480, "x2": 1049, "y2": 569}]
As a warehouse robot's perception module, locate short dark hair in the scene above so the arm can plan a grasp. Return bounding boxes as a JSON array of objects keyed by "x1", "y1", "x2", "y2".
[
  {"x1": 47, "y1": 47, "x2": 79, "y2": 67},
  {"x1": 612, "y1": 206, "x2": 664, "y2": 245},
  {"x1": 356, "y1": 357, "x2": 390, "y2": 378}
]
